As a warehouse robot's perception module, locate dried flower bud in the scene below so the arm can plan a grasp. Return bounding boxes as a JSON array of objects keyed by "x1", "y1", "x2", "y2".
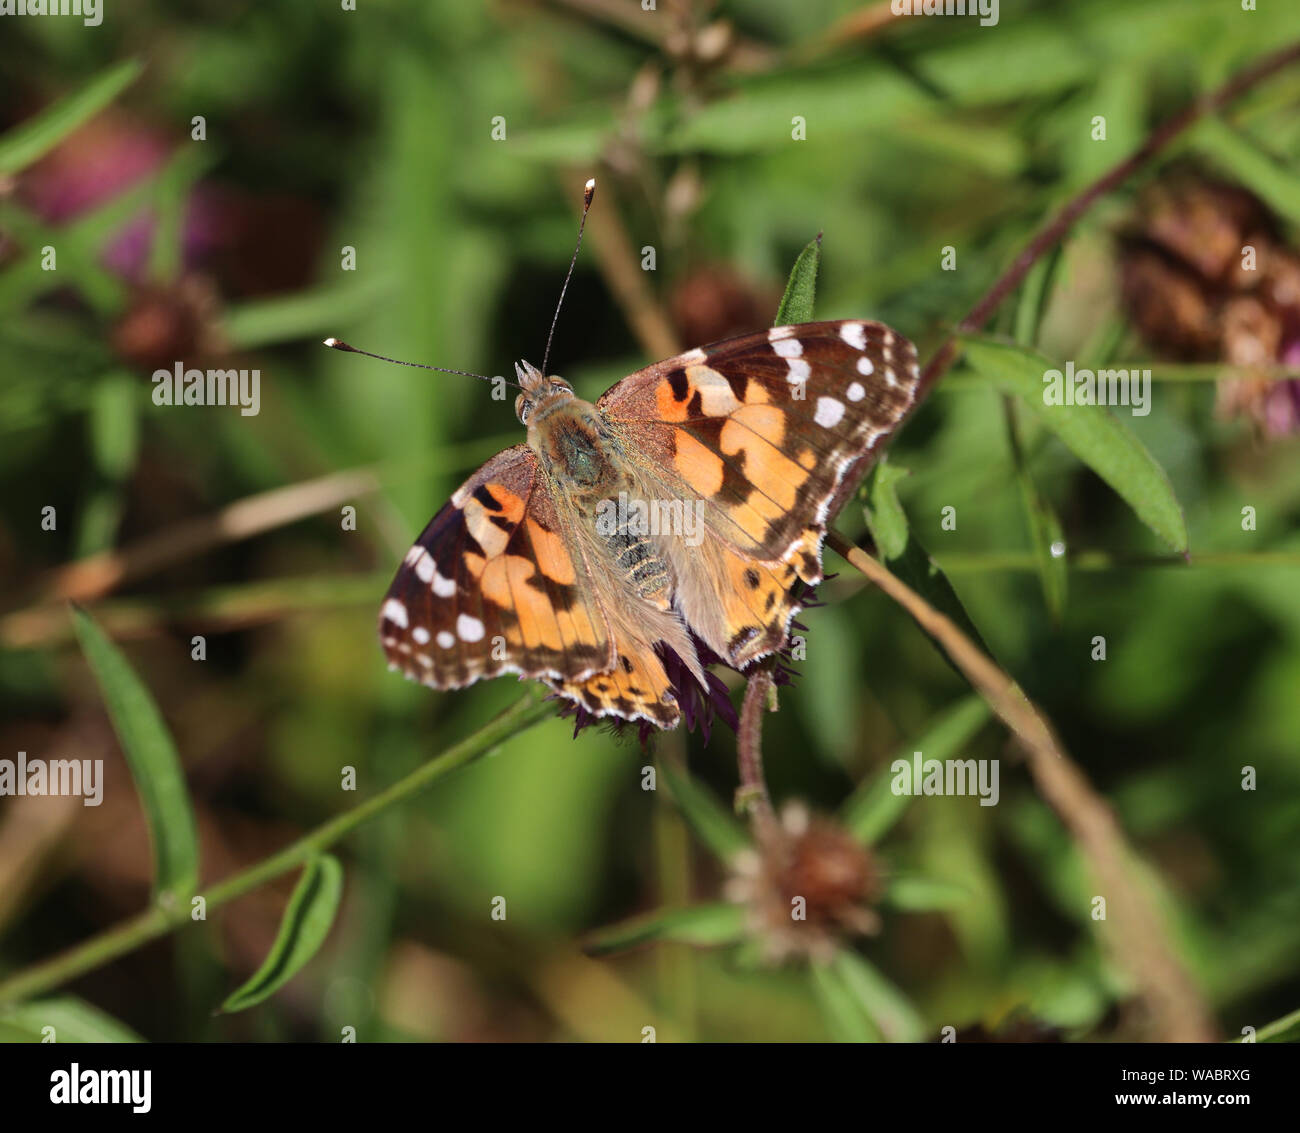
[{"x1": 727, "y1": 802, "x2": 881, "y2": 963}]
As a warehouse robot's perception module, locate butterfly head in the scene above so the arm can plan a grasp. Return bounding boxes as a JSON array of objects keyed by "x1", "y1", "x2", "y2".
[{"x1": 513, "y1": 360, "x2": 574, "y2": 426}]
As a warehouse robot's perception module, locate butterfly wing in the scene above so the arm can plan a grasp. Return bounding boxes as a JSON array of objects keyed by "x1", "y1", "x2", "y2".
[
  {"x1": 379, "y1": 444, "x2": 613, "y2": 690},
  {"x1": 597, "y1": 320, "x2": 918, "y2": 666}
]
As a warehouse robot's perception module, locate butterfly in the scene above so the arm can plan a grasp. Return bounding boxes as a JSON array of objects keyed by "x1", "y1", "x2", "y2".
[{"x1": 329, "y1": 186, "x2": 919, "y2": 730}]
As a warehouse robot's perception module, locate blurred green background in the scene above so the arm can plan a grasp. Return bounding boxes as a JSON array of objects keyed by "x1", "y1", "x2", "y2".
[{"x1": 2, "y1": 0, "x2": 1299, "y2": 1042}]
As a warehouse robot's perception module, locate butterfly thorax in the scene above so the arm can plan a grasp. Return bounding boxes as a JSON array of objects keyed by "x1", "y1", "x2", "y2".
[
  {"x1": 528, "y1": 396, "x2": 618, "y2": 491},
  {"x1": 523, "y1": 393, "x2": 674, "y2": 608}
]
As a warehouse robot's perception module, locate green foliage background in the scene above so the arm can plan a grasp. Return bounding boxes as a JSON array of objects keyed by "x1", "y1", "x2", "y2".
[{"x1": 1, "y1": 0, "x2": 1298, "y2": 1041}]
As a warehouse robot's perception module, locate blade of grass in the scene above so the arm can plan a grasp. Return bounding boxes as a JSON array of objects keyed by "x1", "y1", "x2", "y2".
[
  {"x1": 0, "y1": 996, "x2": 143, "y2": 1043},
  {"x1": 809, "y1": 958, "x2": 881, "y2": 1042},
  {"x1": 0, "y1": 59, "x2": 143, "y2": 176},
  {"x1": 833, "y1": 948, "x2": 926, "y2": 1043},
  {"x1": 584, "y1": 902, "x2": 747, "y2": 956},
  {"x1": 659, "y1": 760, "x2": 750, "y2": 864},
  {"x1": 839, "y1": 694, "x2": 990, "y2": 844}
]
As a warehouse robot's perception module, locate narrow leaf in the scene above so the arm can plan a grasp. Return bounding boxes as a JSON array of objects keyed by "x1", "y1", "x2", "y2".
[
  {"x1": 0, "y1": 59, "x2": 143, "y2": 176},
  {"x1": 833, "y1": 949, "x2": 927, "y2": 1043},
  {"x1": 584, "y1": 902, "x2": 746, "y2": 956},
  {"x1": 809, "y1": 959, "x2": 880, "y2": 1043},
  {"x1": 0, "y1": 996, "x2": 143, "y2": 1043},
  {"x1": 959, "y1": 335, "x2": 1189, "y2": 552},
  {"x1": 220, "y1": 854, "x2": 344, "y2": 1013},
  {"x1": 883, "y1": 874, "x2": 971, "y2": 912},
  {"x1": 1003, "y1": 398, "x2": 1068, "y2": 619},
  {"x1": 774, "y1": 233, "x2": 822, "y2": 325},
  {"x1": 659, "y1": 761, "x2": 750, "y2": 864},
  {"x1": 72, "y1": 606, "x2": 199, "y2": 902},
  {"x1": 1248, "y1": 1005, "x2": 1300, "y2": 1044},
  {"x1": 860, "y1": 460, "x2": 996, "y2": 665},
  {"x1": 840, "y1": 695, "x2": 990, "y2": 844}
]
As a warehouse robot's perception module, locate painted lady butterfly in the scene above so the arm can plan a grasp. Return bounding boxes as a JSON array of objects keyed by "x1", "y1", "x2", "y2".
[{"x1": 329, "y1": 187, "x2": 919, "y2": 730}]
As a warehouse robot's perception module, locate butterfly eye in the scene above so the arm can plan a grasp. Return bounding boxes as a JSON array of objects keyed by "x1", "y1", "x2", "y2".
[{"x1": 515, "y1": 394, "x2": 532, "y2": 424}]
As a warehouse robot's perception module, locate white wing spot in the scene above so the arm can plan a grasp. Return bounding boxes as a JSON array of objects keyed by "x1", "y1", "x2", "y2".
[
  {"x1": 768, "y1": 325, "x2": 798, "y2": 341},
  {"x1": 772, "y1": 337, "x2": 803, "y2": 359},
  {"x1": 415, "y1": 653, "x2": 433, "y2": 668},
  {"x1": 883, "y1": 368, "x2": 899, "y2": 388},
  {"x1": 856, "y1": 355, "x2": 874, "y2": 376},
  {"x1": 840, "y1": 323, "x2": 868, "y2": 350},
  {"x1": 412, "y1": 626, "x2": 431, "y2": 645},
  {"x1": 847, "y1": 382, "x2": 865, "y2": 402},
  {"x1": 403, "y1": 545, "x2": 423, "y2": 566},
  {"x1": 786, "y1": 358, "x2": 811, "y2": 384},
  {"x1": 815, "y1": 397, "x2": 845, "y2": 428},
  {"x1": 432, "y1": 571, "x2": 456, "y2": 598},
  {"x1": 457, "y1": 614, "x2": 485, "y2": 642},
  {"x1": 436, "y1": 630, "x2": 456, "y2": 649},
  {"x1": 414, "y1": 552, "x2": 434, "y2": 583},
  {"x1": 381, "y1": 598, "x2": 409, "y2": 628}
]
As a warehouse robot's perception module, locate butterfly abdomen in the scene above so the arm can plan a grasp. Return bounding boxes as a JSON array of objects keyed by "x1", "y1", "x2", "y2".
[{"x1": 602, "y1": 517, "x2": 671, "y2": 603}]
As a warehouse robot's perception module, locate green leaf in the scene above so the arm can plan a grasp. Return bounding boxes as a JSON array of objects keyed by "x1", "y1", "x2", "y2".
[
  {"x1": 860, "y1": 460, "x2": 996, "y2": 664},
  {"x1": 1244, "y1": 1005, "x2": 1300, "y2": 1044},
  {"x1": 0, "y1": 59, "x2": 143, "y2": 176},
  {"x1": 809, "y1": 959, "x2": 881, "y2": 1043},
  {"x1": 0, "y1": 996, "x2": 143, "y2": 1043},
  {"x1": 1192, "y1": 117, "x2": 1300, "y2": 229},
  {"x1": 883, "y1": 874, "x2": 971, "y2": 912},
  {"x1": 832, "y1": 949, "x2": 926, "y2": 1043},
  {"x1": 584, "y1": 902, "x2": 747, "y2": 956},
  {"x1": 72, "y1": 607, "x2": 199, "y2": 903},
  {"x1": 1003, "y1": 399, "x2": 1068, "y2": 620},
  {"x1": 88, "y1": 371, "x2": 140, "y2": 480},
  {"x1": 659, "y1": 761, "x2": 750, "y2": 864},
  {"x1": 225, "y1": 276, "x2": 392, "y2": 349},
  {"x1": 220, "y1": 854, "x2": 344, "y2": 1014},
  {"x1": 959, "y1": 335, "x2": 1189, "y2": 552},
  {"x1": 1013, "y1": 246, "x2": 1063, "y2": 354},
  {"x1": 774, "y1": 233, "x2": 821, "y2": 325},
  {"x1": 840, "y1": 695, "x2": 990, "y2": 844}
]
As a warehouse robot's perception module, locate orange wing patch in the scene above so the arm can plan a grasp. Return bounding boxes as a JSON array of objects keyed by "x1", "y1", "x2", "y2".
[{"x1": 549, "y1": 642, "x2": 679, "y2": 729}]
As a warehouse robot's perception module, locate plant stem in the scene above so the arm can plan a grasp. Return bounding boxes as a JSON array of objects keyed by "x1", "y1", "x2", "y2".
[
  {"x1": 913, "y1": 39, "x2": 1300, "y2": 405},
  {"x1": 0, "y1": 691, "x2": 555, "y2": 1007},
  {"x1": 826, "y1": 530, "x2": 1218, "y2": 1043},
  {"x1": 735, "y1": 664, "x2": 776, "y2": 833}
]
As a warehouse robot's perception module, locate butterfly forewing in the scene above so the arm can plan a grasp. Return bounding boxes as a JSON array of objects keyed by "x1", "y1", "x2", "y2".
[
  {"x1": 597, "y1": 320, "x2": 919, "y2": 575},
  {"x1": 379, "y1": 445, "x2": 612, "y2": 689}
]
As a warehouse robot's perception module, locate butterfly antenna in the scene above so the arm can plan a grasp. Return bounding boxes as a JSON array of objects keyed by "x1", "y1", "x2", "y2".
[
  {"x1": 541, "y1": 177, "x2": 596, "y2": 376},
  {"x1": 321, "y1": 338, "x2": 518, "y2": 389}
]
